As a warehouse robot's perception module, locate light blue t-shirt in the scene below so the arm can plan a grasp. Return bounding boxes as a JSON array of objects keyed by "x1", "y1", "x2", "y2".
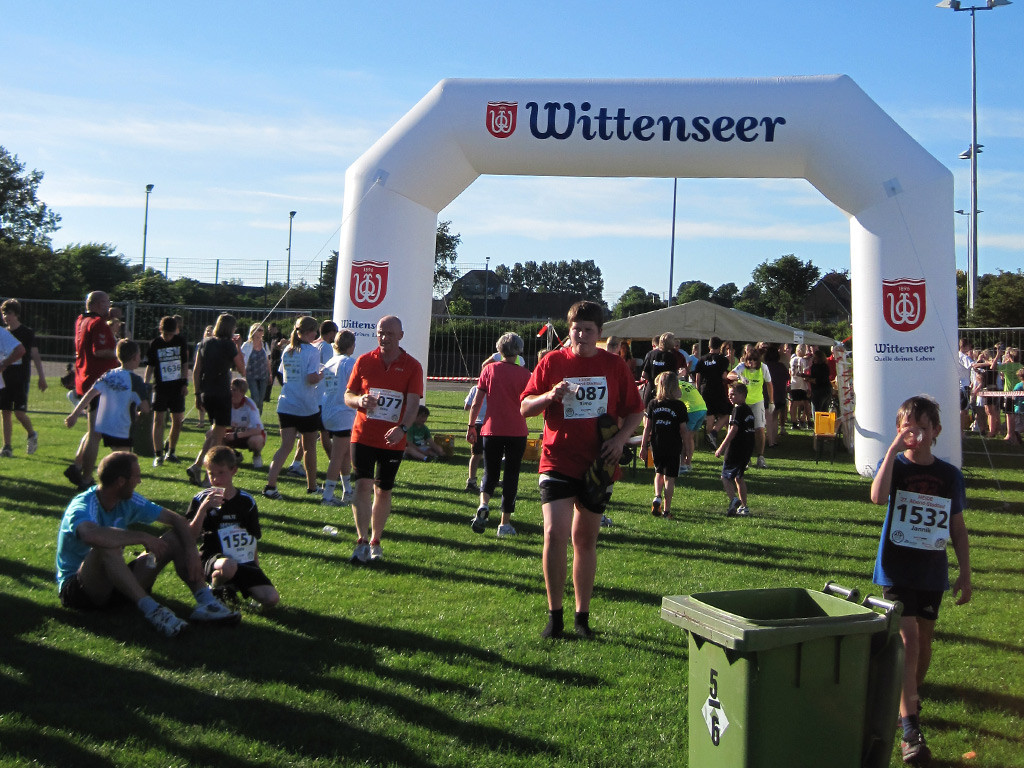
[
  {"x1": 56, "y1": 489, "x2": 163, "y2": 589},
  {"x1": 277, "y1": 343, "x2": 322, "y2": 417},
  {"x1": 321, "y1": 353, "x2": 357, "y2": 432}
]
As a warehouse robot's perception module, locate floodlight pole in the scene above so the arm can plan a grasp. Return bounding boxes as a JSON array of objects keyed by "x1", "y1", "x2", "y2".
[
  {"x1": 286, "y1": 210, "x2": 296, "y2": 308},
  {"x1": 937, "y1": 0, "x2": 1012, "y2": 312},
  {"x1": 668, "y1": 178, "x2": 678, "y2": 306},
  {"x1": 142, "y1": 184, "x2": 154, "y2": 271}
]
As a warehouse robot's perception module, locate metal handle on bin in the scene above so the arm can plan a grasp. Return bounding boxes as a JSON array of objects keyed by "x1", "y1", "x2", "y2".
[
  {"x1": 862, "y1": 595, "x2": 900, "y2": 616},
  {"x1": 822, "y1": 581, "x2": 860, "y2": 602}
]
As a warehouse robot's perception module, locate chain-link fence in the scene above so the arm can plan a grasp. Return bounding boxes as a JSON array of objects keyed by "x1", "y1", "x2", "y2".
[{"x1": 6, "y1": 295, "x2": 1018, "y2": 379}]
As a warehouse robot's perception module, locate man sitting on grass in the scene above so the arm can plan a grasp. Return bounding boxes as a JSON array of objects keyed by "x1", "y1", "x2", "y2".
[{"x1": 55, "y1": 451, "x2": 241, "y2": 637}]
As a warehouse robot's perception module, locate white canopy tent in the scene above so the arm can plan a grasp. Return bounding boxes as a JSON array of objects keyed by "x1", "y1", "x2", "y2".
[{"x1": 601, "y1": 300, "x2": 839, "y2": 348}]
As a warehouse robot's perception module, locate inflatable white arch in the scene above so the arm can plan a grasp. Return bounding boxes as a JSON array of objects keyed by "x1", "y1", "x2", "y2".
[{"x1": 335, "y1": 76, "x2": 960, "y2": 475}]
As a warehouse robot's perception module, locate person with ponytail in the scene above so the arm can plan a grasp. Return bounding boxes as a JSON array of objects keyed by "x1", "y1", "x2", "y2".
[{"x1": 262, "y1": 317, "x2": 326, "y2": 499}]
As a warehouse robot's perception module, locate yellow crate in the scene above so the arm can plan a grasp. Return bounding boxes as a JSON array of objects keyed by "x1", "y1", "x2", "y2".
[{"x1": 523, "y1": 437, "x2": 542, "y2": 461}]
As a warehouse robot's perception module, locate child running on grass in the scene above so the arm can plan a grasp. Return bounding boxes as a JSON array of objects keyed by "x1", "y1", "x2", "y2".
[
  {"x1": 869, "y1": 395, "x2": 971, "y2": 766},
  {"x1": 714, "y1": 381, "x2": 755, "y2": 517},
  {"x1": 66, "y1": 340, "x2": 149, "y2": 461},
  {"x1": 639, "y1": 371, "x2": 688, "y2": 519},
  {"x1": 187, "y1": 446, "x2": 280, "y2": 610}
]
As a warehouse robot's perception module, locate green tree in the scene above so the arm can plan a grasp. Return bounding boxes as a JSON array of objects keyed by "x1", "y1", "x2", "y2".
[
  {"x1": 611, "y1": 285, "x2": 664, "y2": 319},
  {"x1": 733, "y1": 282, "x2": 767, "y2": 316},
  {"x1": 972, "y1": 270, "x2": 1024, "y2": 328},
  {"x1": 0, "y1": 239, "x2": 65, "y2": 298},
  {"x1": 710, "y1": 282, "x2": 739, "y2": 308},
  {"x1": 110, "y1": 269, "x2": 177, "y2": 304},
  {"x1": 0, "y1": 146, "x2": 61, "y2": 245},
  {"x1": 495, "y1": 259, "x2": 604, "y2": 299},
  {"x1": 748, "y1": 254, "x2": 820, "y2": 322},
  {"x1": 57, "y1": 243, "x2": 135, "y2": 295},
  {"x1": 674, "y1": 280, "x2": 713, "y2": 304},
  {"x1": 435, "y1": 220, "x2": 461, "y2": 297}
]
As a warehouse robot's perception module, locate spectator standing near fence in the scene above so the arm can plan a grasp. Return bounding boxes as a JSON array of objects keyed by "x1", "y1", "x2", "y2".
[
  {"x1": 1, "y1": 299, "x2": 45, "y2": 457},
  {"x1": 343, "y1": 315, "x2": 423, "y2": 563},
  {"x1": 240, "y1": 324, "x2": 271, "y2": 415},
  {"x1": 65, "y1": 291, "x2": 119, "y2": 489}
]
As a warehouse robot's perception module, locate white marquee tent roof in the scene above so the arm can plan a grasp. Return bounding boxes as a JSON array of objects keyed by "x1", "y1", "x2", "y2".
[{"x1": 601, "y1": 300, "x2": 839, "y2": 347}]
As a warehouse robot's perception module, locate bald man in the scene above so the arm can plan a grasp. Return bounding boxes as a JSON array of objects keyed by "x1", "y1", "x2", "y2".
[
  {"x1": 66, "y1": 291, "x2": 119, "y2": 489},
  {"x1": 343, "y1": 316, "x2": 424, "y2": 563}
]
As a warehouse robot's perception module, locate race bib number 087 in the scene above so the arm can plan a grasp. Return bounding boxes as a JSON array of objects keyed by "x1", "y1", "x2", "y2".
[
  {"x1": 889, "y1": 489, "x2": 951, "y2": 551},
  {"x1": 563, "y1": 377, "x2": 608, "y2": 420}
]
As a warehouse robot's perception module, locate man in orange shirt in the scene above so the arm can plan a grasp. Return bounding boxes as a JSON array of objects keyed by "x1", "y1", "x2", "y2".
[{"x1": 343, "y1": 316, "x2": 424, "y2": 564}]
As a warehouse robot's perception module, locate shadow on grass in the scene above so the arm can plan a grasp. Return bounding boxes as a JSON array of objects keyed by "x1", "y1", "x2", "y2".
[
  {"x1": 927, "y1": 681, "x2": 1024, "y2": 725},
  {"x1": 934, "y1": 629, "x2": 1024, "y2": 657},
  {"x1": 1, "y1": 593, "x2": 566, "y2": 766}
]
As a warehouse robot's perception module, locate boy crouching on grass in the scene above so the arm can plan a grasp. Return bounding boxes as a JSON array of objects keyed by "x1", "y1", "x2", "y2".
[
  {"x1": 869, "y1": 395, "x2": 971, "y2": 766},
  {"x1": 714, "y1": 381, "x2": 755, "y2": 517},
  {"x1": 403, "y1": 405, "x2": 445, "y2": 462},
  {"x1": 187, "y1": 446, "x2": 279, "y2": 609}
]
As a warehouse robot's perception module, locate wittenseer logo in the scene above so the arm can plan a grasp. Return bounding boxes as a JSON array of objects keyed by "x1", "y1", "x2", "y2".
[
  {"x1": 882, "y1": 278, "x2": 926, "y2": 332},
  {"x1": 350, "y1": 260, "x2": 388, "y2": 310},
  {"x1": 486, "y1": 101, "x2": 517, "y2": 138},
  {"x1": 486, "y1": 99, "x2": 786, "y2": 143}
]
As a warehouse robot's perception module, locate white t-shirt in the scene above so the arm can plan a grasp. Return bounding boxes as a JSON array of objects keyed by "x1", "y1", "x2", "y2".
[
  {"x1": 320, "y1": 353, "x2": 357, "y2": 432},
  {"x1": 790, "y1": 354, "x2": 810, "y2": 392},
  {"x1": 277, "y1": 344, "x2": 322, "y2": 416},
  {"x1": 231, "y1": 396, "x2": 264, "y2": 433},
  {"x1": 0, "y1": 327, "x2": 24, "y2": 391},
  {"x1": 94, "y1": 368, "x2": 143, "y2": 439}
]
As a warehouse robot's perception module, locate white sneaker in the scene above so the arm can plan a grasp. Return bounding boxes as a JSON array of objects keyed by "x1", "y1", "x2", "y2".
[
  {"x1": 153, "y1": 456, "x2": 164, "y2": 468},
  {"x1": 147, "y1": 605, "x2": 188, "y2": 637},
  {"x1": 26, "y1": 432, "x2": 38, "y2": 455},
  {"x1": 369, "y1": 542, "x2": 384, "y2": 561},
  {"x1": 341, "y1": 491, "x2": 354, "y2": 504},
  {"x1": 321, "y1": 496, "x2": 346, "y2": 507},
  {"x1": 286, "y1": 465, "x2": 305, "y2": 478},
  {"x1": 600, "y1": 514, "x2": 613, "y2": 527},
  {"x1": 350, "y1": 542, "x2": 370, "y2": 563},
  {"x1": 190, "y1": 599, "x2": 241, "y2": 625},
  {"x1": 736, "y1": 505, "x2": 752, "y2": 517},
  {"x1": 756, "y1": 456, "x2": 768, "y2": 469},
  {"x1": 252, "y1": 454, "x2": 264, "y2": 469},
  {"x1": 496, "y1": 523, "x2": 517, "y2": 538}
]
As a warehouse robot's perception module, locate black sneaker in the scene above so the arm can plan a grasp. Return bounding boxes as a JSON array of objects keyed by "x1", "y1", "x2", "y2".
[
  {"x1": 64, "y1": 464, "x2": 85, "y2": 488},
  {"x1": 901, "y1": 729, "x2": 930, "y2": 765},
  {"x1": 471, "y1": 505, "x2": 489, "y2": 534}
]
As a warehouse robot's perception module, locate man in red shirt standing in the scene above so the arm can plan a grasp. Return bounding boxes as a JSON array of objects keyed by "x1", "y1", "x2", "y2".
[
  {"x1": 343, "y1": 316, "x2": 424, "y2": 564},
  {"x1": 66, "y1": 291, "x2": 119, "y2": 489}
]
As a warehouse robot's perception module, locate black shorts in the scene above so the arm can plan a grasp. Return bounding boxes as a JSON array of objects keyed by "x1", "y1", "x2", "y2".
[
  {"x1": 721, "y1": 451, "x2": 752, "y2": 481},
  {"x1": 203, "y1": 557, "x2": 273, "y2": 597},
  {"x1": 101, "y1": 433, "x2": 133, "y2": 449},
  {"x1": 201, "y1": 391, "x2": 232, "y2": 427},
  {"x1": 789, "y1": 389, "x2": 808, "y2": 402},
  {"x1": 329, "y1": 428, "x2": 352, "y2": 439},
  {"x1": 882, "y1": 585, "x2": 943, "y2": 621},
  {"x1": 538, "y1": 470, "x2": 606, "y2": 515},
  {"x1": 652, "y1": 442, "x2": 682, "y2": 476},
  {"x1": 152, "y1": 382, "x2": 186, "y2": 413},
  {"x1": 58, "y1": 572, "x2": 132, "y2": 611},
  {"x1": 0, "y1": 378, "x2": 29, "y2": 411},
  {"x1": 351, "y1": 442, "x2": 404, "y2": 491},
  {"x1": 702, "y1": 392, "x2": 731, "y2": 417},
  {"x1": 278, "y1": 411, "x2": 323, "y2": 434}
]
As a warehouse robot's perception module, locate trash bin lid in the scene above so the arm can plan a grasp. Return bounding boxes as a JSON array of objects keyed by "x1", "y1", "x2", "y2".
[{"x1": 661, "y1": 588, "x2": 887, "y2": 652}]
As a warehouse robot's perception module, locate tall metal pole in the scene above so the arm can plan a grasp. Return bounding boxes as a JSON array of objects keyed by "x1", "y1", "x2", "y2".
[
  {"x1": 668, "y1": 178, "x2": 678, "y2": 306},
  {"x1": 484, "y1": 256, "x2": 490, "y2": 317},
  {"x1": 286, "y1": 210, "x2": 296, "y2": 308},
  {"x1": 142, "y1": 183, "x2": 154, "y2": 271},
  {"x1": 938, "y1": 0, "x2": 1013, "y2": 310},
  {"x1": 968, "y1": 7, "x2": 979, "y2": 312}
]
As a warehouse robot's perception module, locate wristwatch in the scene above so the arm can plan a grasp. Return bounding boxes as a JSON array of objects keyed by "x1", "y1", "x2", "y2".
[{"x1": 400, "y1": 424, "x2": 408, "y2": 433}]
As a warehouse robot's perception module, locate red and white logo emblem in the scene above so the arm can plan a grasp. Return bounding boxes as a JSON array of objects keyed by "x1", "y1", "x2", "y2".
[
  {"x1": 350, "y1": 260, "x2": 388, "y2": 310},
  {"x1": 486, "y1": 101, "x2": 517, "y2": 138},
  {"x1": 882, "y1": 278, "x2": 926, "y2": 332}
]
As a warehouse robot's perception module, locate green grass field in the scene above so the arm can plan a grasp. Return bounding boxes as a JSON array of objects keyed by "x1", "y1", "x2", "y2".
[{"x1": 1, "y1": 383, "x2": 1021, "y2": 767}]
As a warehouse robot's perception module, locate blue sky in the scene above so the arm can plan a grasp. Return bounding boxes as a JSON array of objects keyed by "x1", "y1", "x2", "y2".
[{"x1": 2, "y1": 1, "x2": 1021, "y2": 306}]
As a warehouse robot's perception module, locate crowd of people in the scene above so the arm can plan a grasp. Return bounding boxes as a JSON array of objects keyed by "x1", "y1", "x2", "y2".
[{"x1": 3, "y1": 290, "x2": 982, "y2": 764}]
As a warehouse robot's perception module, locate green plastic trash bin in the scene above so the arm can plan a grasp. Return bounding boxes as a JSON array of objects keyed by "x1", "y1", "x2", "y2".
[{"x1": 661, "y1": 583, "x2": 902, "y2": 768}]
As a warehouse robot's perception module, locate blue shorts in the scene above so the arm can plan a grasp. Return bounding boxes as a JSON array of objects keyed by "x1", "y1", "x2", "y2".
[{"x1": 686, "y1": 409, "x2": 706, "y2": 432}]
